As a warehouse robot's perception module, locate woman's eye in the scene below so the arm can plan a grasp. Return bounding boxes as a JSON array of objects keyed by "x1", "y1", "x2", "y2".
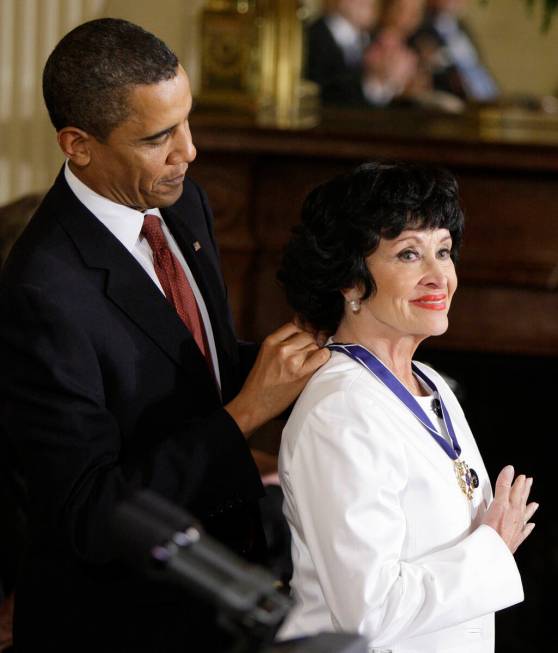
[
  {"x1": 438, "y1": 247, "x2": 452, "y2": 259},
  {"x1": 398, "y1": 249, "x2": 419, "y2": 261}
]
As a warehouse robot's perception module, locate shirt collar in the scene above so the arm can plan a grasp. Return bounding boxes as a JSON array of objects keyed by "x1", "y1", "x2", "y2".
[
  {"x1": 64, "y1": 161, "x2": 162, "y2": 255},
  {"x1": 326, "y1": 13, "x2": 363, "y2": 48},
  {"x1": 434, "y1": 12, "x2": 459, "y2": 39}
]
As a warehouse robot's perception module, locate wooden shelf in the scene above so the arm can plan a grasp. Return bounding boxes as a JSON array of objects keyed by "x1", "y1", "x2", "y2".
[{"x1": 190, "y1": 106, "x2": 558, "y2": 356}]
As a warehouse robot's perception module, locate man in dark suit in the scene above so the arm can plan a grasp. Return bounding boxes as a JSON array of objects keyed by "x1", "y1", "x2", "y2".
[
  {"x1": 0, "y1": 18, "x2": 329, "y2": 652},
  {"x1": 306, "y1": 0, "x2": 376, "y2": 106},
  {"x1": 411, "y1": 0, "x2": 498, "y2": 102},
  {"x1": 306, "y1": 0, "x2": 416, "y2": 107}
]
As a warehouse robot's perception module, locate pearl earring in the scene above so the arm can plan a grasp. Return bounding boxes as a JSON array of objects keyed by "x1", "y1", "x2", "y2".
[{"x1": 348, "y1": 299, "x2": 361, "y2": 314}]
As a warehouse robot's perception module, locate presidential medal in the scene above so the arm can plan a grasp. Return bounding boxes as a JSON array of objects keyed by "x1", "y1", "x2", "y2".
[
  {"x1": 327, "y1": 344, "x2": 481, "y2": 504},
  {"x1": 454, "y1": 458, "x2": 479, "y2": 501}
]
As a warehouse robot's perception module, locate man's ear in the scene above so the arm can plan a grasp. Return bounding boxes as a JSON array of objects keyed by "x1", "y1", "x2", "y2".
[{"x1": 57, "y1": 127, "x2": 94, "y2": 167}]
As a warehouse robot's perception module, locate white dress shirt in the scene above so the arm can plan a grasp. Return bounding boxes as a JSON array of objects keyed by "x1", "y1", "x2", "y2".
[
  {"x1": 278, "y1": 350, "x2": 523, "y2": 652},
  {"x1": 433, "y1": 14, "x2": 498, "y2": 101},
  {"x1": 325, "y1": 13, "x2": 395, "y2": 106},
  {"x1": 326, "y1": 14, "x2": 370, "y2": 68},
  {"x1": 64, "y1": 162, "x2": 221, "y2": 390},
  {"x1": 325, "y1": 13, "x2": 396, "y2": 106}
]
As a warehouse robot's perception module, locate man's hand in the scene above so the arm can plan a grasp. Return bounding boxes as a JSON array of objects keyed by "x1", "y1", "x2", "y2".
[
  {"x1": 364, "y1": 30, "x2": 417, "y2": 91},
  {"x1": 481, "y1": 465, "x2": 539, "y2": 554},
  {"x1": 225, "y1": 322, "x2": 330, "y2": 437}
]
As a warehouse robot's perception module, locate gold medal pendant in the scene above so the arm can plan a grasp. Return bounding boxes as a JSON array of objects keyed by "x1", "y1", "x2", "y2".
[{"x1": 454, "y1": 458, "x2": 479, "y2": 501}]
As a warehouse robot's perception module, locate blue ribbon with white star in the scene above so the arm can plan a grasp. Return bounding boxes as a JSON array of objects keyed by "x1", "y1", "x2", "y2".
[{"x1": 327, "y1": 343, "x2": 462, "y2": 461}]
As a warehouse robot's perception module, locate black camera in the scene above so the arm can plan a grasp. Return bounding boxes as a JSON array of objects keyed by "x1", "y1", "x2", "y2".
[{"x1": 112, "y1": 490, "x2": 366, "y2": 653}]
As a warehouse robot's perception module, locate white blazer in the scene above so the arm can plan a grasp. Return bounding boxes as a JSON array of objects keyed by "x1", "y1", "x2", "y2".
[{"x1": 278, "y1": 350, "x2": 523, "y2": 653}]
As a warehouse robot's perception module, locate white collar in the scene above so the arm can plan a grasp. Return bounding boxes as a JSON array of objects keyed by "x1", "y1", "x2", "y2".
[
  {"x1": 434, "y1": 12, "x2": 460, "y2": 38},
  {"x1": 64, "y1": 161, "x2": 161, "y2": 254},
  {"x1": 325, "y1": 13, "x2": 363, "y2": 48}
]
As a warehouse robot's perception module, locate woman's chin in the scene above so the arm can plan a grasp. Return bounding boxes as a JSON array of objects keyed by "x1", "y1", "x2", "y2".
[
  {"x1": 415, "y1": 315, "x2": 449, "y2": 338},
  {"x1": 429, "y1": 318, "x2": 449, "y2": 337}
]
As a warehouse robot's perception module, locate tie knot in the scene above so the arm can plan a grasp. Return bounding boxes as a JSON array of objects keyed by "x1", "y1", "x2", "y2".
[{"x1": 141, "y1": 214, "x2": 166, "y2": 252}]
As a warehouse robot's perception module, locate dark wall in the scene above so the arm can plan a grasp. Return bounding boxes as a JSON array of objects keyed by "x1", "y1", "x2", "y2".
[{"x1": 421, "y1": 347, "x2": 557, "y2": 651}]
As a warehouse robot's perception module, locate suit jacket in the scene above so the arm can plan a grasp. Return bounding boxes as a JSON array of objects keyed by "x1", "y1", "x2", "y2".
[
  {"x1": 278, "y1": 351, "x2": 523, "y2": 652},
  {"x1": 0, "y1": 170, "x2": 265, "y2": 651},
  {"x1": 306, "y1": 17, "x2": 369, "y2": 107},
  {"x1": 410, "y1": 16, "x2": 498, "y2": 102}
]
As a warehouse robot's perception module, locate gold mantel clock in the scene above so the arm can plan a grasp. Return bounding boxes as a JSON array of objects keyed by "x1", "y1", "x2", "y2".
[
  {"x1": 199, "y1": 0, "x2": 319, "y2": 127},
  {"x1": 199, "y1": 0, "x2": 257, "y2": 110}
]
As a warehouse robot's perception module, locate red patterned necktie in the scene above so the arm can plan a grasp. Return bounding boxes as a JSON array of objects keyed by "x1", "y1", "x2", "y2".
[{"x1": 141, "y1": 214, "x2": 213, "y2": 370}]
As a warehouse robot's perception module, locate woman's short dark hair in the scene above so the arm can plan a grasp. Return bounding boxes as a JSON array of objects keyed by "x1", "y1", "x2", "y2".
[
  {"x1": 43, "y1": 18, "x2": 179, "y2": 141},
  {"x1": 277, "y1": 161, "x2": 464, "y2": 335}
]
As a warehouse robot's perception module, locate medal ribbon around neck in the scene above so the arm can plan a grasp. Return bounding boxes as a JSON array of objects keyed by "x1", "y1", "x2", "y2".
[{"x1": 328, "y1": 343, "x2": 477, "y2": 500}]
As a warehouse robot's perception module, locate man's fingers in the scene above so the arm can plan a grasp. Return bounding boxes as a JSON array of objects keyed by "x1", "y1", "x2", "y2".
[
  {"x1": 292, "y1": 314, "x2": 305, "y2": 330},
  {"x1": 265, "y1": 323, "x2": 323, "y2": 353},
  {"x1": 291, "y1": 314, "x2": 317, "y2": 334},
  {"x1": 265, "y1": 321, "x2": 303, "y2": 344},
  {"x1": 279, "y1": 331, "x2": 319, "y2": 351},
  {"x1": 300, "y1": 346, "x2": 331, "y2": 374}
]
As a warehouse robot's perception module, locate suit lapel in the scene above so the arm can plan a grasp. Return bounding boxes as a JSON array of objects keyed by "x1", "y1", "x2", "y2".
[{"x1": 51, "y1": 174, "x2": 219, "y2": 402}]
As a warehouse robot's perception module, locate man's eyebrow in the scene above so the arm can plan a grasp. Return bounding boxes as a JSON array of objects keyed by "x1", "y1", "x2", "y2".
[
  {"x1": 139, "y1": 103, "x2": 194, "y2": 143},
  {"x1": 140, "y1": 126, "x2": 175, "y2": 142}
]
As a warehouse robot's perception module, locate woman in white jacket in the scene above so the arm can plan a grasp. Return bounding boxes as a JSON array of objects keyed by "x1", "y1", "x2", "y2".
[{"x1": 277, "y1": 162, "x2": 537, "y2": 652}]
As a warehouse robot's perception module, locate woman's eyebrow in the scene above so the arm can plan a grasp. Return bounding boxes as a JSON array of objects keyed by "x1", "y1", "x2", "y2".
[{"x1": 391, "y1": 233, "x2": 452, "y2": 245}]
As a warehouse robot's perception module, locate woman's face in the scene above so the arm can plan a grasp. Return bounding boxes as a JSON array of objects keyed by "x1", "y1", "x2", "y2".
[{"x1": 355, "y1": 228, "x2": 457, "y2": 340}]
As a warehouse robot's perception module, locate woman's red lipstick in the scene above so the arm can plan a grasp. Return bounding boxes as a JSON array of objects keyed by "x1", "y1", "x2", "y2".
[{"x1": 410, "y1": 294, "x2": 447, "y2": 311}]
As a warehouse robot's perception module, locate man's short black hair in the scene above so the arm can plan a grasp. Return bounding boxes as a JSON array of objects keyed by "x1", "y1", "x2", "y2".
[
  {"x1": 277, "y1": 161, "x2": 465, "y2": 335},
  {"x1": 43, "y1": 17, "x2": 179, "y2": 141}
]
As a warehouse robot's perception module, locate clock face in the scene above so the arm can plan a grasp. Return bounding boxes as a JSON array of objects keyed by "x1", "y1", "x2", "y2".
[
  {"x1": 205, "y1": 33, "x2": 243, "y2": 77},
  {"x1": 201, "y1": 12, "x2": 252, "y2": 92}
]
